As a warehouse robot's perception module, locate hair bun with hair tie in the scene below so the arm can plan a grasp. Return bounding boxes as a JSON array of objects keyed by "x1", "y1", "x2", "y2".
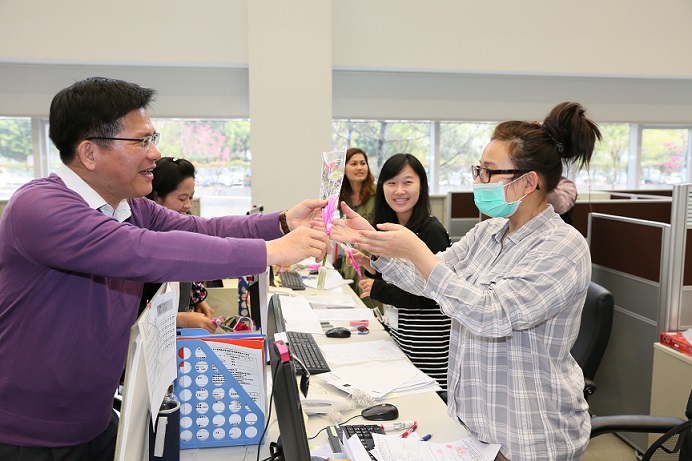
[{"x1": 541, "y1": 124, "x2": 565, "y2": 153}]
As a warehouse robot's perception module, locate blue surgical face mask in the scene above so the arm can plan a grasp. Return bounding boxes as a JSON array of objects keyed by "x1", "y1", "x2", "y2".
[{"x1": 473, "y1": 175, "x2": 527, "y2": 218}]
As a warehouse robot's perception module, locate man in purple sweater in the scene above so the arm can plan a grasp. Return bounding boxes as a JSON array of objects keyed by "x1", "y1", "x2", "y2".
[{"x1": 0, "y1": 77, "x2": 330, "y2": 461}]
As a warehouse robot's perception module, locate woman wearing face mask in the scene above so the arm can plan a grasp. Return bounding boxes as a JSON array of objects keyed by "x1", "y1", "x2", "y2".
[
  {"x1": 349, "y1": 153, "x2": 451, "y2": 390},
  {"x1": 140, "y1": 157, "x2": 216, "y2": 333},
  {"x1": 331, "y1": 102, "x2": 601, "y2": 461}
]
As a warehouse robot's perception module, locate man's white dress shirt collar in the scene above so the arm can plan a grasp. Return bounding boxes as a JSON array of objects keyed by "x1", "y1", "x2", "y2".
[{"x1": 56, "y1": 164, "x2": 132, "y2": 222}]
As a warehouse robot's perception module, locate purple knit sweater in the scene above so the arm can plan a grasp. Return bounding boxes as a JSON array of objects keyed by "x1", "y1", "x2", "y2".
[{"x1": 0, "y1": 174, "x2": 282, "y2": 447}]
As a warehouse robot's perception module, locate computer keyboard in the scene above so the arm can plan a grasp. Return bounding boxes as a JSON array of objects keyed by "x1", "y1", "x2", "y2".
[
  {"x1": 327, "y1": 424, "x2": 384, "y2": 459},
  {"x1": 279, "y1": 270, "x2": 306, "y2": 290},
  {"x1": 285, "y1": 331, "x2": 330, "y2": 375}
]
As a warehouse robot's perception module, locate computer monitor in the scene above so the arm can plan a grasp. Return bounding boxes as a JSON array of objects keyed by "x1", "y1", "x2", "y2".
[
  {"x1": 247, "y1": 267, "x2": 271, "y2": 335},
  {"x1": 116, "y1": 282, "x2": 180, "y2": 461},
  {"x1": 115, "y1": 321, "x2": 150, "y2": 461},
  {"x1": 265, "y1": 294, "x2": 286, "y2": 342},
  {"x1": 268, "y1": 340, "x2": 313, "y2": 461}
]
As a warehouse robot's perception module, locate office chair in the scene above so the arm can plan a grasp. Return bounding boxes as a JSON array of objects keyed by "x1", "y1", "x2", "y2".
[
  {"x1": 437, "y1": 282, "x2": 614, "y2": 407},
  {"x1": 571, "y1": 281, "x2": 614, "y2": 400},
  {"x1": 590, "y1": 389, "x2": 692, "y2": 460}
]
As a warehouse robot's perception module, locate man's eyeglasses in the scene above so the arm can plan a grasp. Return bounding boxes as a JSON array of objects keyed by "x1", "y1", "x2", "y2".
[
  {"x1": 471, "y1": 165, "x2": 528, "y2": 183},
  {"x1": 86, "y1": 132, "x2": 161, "y2": 152}
]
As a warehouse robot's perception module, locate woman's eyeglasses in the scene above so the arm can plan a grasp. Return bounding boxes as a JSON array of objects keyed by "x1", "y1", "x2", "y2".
[{"x1": 471, "y1": 165, "x2": 528, "y2": 183}]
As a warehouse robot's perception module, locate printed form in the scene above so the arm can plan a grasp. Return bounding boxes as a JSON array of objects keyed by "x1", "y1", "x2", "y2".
[{"x1": 139, "y1": 284, "x2": 179, "y2": 426}]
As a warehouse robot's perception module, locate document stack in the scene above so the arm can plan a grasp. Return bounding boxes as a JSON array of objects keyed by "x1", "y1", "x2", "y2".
[{"x1": 174, "y1": 329, "x2": 267, "y2": 449}]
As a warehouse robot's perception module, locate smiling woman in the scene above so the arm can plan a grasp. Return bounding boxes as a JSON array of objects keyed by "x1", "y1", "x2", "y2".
[
  {"x1": 337, "y1": 147, "x2": 378, "y2": 307},
  {"x1": 351, "y1": 153, "x2": 452, "y2": 390}
]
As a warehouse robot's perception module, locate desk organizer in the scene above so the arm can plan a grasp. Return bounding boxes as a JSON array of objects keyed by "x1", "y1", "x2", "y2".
[{"x1": 174, "y1": 330, "x2": 266, "y2": 449}]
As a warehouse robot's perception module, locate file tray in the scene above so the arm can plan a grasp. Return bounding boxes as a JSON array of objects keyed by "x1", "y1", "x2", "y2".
[{"x1": 174, "y1": 331, "x2": 266, "y2": 449}]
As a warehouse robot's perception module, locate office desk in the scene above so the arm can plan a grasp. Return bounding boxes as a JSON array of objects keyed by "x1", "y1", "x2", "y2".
[
  {"x1": 180, "y1": 283, "x2": 467, "y2": 460},
  {"x1": 650, "y1": 342, "x2": 692, "y2": 420}
]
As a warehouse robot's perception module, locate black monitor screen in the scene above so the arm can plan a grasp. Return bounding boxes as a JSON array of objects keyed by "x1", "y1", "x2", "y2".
[
  {"x1": 269, "y1": 340, "x2": 312, "y2": 461},
  {"x1": 265, "y1": 294, "x2": 286, "y2": 342},
  {"x1": 248, "y1": 268, "x2": 271, "y2": 334}
]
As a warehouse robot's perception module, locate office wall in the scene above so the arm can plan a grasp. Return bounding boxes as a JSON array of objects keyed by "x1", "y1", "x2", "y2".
[
  {"x1": 247, "y1": 1, "x2": 332, "y2": 211},
  {"x1": 0, "y1": 0, "x2": 248, "y2": 66},
  {"x1": 3, "y1": 0, "x2": 692, "y2": 77},
  {"x1": 2, "y1": 0, "x2": 692, "y2": 209}
]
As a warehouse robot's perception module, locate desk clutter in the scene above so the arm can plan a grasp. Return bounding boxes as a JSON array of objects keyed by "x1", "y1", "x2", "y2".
[
  {"x1": 174, "y1": 329, "x2": 266, "y2": 449},
  {"x1": 156, "y1": 264, "x2": 501, "y2": 460},
  {"x1": 660, "y1": 329, "x2": 692, "y2": 357}
]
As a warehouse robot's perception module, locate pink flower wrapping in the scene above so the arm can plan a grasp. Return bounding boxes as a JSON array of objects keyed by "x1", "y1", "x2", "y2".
[
  {"x1": 322, "y1": 194, "x2": 339, "y2": 235},
  {"x1": 344, "y1": 245, "x2": 363, "y2": 281}
]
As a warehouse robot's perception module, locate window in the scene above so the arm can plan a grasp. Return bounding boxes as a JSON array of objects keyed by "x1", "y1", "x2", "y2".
[
  {"x1": 0, "y1": 117, "x2": 33, "y2": 200},
  {"x1": 640, "y1": 127, "x2": 691, "y2": 187},
  {"x1": 333, "y1": 120, "x2": 432, "y2": 180},
  {"x1": 3, "y1": 115, "x2": 691, "y2": 209},
  {"x1": 438, "y1": 122, "x2": 496, "y2": 194},
  {"x1": 576, "y1": 123, "x2": 630, "y2": 190},
  {"x1": 153, "y1": 119, "x2": 252, "y2": 217}
]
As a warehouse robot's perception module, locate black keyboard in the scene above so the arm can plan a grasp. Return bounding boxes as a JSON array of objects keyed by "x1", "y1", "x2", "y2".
[
  {"x1": 279, "y1": 270, "x2": 306, "y2": 290},
  {"x1": 285, "y1": 331, "x2": 330, "y2": 375},
  {"x1": 327, "y1": 424, "x2": 384, "y2": 459}
]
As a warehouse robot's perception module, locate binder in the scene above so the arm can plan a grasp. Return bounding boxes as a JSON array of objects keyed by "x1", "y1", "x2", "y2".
[{"x1": 174, "y1": 329, "x2": 267, "y2": 449}]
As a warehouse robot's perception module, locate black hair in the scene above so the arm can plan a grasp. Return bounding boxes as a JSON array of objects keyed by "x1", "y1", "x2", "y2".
[
  {"x1": 491, "y1": 102, "x2": 602, "y2": 192},
  {"x1": 373, "y1": 153, "x2": 431, "y2": 233},
  {"x1": 339, "y1": 147, "x2": 376, "y2": 207},
  {"x1": 49, "y1": 77, "x2": 157, "y2": 163},
  {"x1": 146, "y1": 157, "x2": 196, "y2": 201}
]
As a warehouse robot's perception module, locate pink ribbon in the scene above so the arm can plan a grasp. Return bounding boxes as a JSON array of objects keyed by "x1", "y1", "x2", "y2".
[
  {"x1": 344, "y1": 245, "x2": 363, "y2": 281},
  {"x1": 322, "y1": 194, "x2": 339, "y2": 235}
]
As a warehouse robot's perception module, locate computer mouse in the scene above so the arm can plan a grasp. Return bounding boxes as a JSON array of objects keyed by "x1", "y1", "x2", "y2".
[
  {"x1": 361, "y1": 403, "x2": 399, "y2": 421},
  {"x1": 325, "y1": 326, "x2": 351, "y2": 338}
]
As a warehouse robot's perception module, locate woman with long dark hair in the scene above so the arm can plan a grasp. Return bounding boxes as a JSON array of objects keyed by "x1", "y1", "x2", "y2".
[{"x1": 349, "y1": 153, "x2": 451, "y2": 389}]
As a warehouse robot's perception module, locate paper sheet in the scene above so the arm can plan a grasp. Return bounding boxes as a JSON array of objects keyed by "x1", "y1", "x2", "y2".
[
  {"x1": 314, "y1": 308, "x2": 375, "y2": 322},
  {"x1": 370, "y1": 434, "x2": 501, "y2": 461},
  {"x1": 278, "y1": 295, "x2": 324, "y2": 334},
  {"x1": 319, "y1": 339, "x2": 407, "y2": 364},
  {"x1": 203, "y1": 338, "x2": 267, "y2": 417},
  {"x1": 318, "y1": 360, "x2": 424, "y2": 399},
  {"x1": 342, "y1": 433, "x2": 373, "y2": 461},
  {"x1": 306, "y1": 293, "x2": 357, "y2": 308},
  {"x1": 139, "y1": 284, "x2": 179, "y2": 426}
]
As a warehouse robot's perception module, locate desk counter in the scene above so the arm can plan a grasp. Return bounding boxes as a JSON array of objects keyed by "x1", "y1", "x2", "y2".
[{"x1": 181, "y1": 283, "x2": 467, "y2": 460}]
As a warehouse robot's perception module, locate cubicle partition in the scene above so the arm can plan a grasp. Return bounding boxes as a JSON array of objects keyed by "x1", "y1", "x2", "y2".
[
  {"x1": 587, "y1": 213, "x2": 671, "y2": 452},
  {"x1": 571, "y1": 195, "x2": 671, "y2": 238},
  {"x1": 664, "y1": 184, "x2": 692, "y2": 331},
  {"x1": 445, "y1": 189, "x2": 672, "y2": 243}
]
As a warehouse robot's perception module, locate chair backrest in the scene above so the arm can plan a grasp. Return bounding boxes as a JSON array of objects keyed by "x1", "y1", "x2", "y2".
[
  {"x1": 642, "y1": 418, "x2": 692, "y2": 461},
  {"x1": 571, "y1": 281, "x2": 615, "y2": 380},
  {"x1": 590, "y1": 389, "x2": 692, "y2": 461}
]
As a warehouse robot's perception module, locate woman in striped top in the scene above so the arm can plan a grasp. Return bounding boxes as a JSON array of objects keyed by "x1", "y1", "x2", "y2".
[{"x1": 350, "y1": 153, "x2": 451, "y2": 389}]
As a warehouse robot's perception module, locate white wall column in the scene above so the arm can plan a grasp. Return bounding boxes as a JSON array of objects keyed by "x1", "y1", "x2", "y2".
[{"x1": 247, "y1": 1, "x2": 333, "y2": 213}]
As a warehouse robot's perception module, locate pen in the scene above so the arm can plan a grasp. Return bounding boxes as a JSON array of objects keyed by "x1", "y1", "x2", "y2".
[
  {"x1": 400, "y1": 421, "x2": 418, "y2": 438},
  {"x1": 420, "y1": 433, "x2": 432, "y2": 441},
  {"x1": 380, "y1": 420, "x2": 417, "y2": 432}
]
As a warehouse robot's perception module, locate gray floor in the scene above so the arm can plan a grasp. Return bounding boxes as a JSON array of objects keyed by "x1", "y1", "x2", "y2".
[{"x1": 584, "y1": 433, "x2": 641, "y2": 461}]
